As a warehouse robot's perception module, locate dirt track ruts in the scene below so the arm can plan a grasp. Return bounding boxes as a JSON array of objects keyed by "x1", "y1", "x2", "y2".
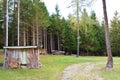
[{"x1": 61, "y1": 62, "x2": 108, "y2": 80}]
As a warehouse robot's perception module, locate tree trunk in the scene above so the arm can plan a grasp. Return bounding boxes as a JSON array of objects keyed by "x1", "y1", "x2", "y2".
[
  {"x1": 23, "y1": 28, "x2": 26, "y2": 46},
  {"x1": 43, "y1": 28, "x2": 46, "y2": 49},
  {"x1": 45, "y1": 29, "x2": 47, "y2": 50},
  {"x1": 32, "y1": 26, "x2": 35, "y2": 46},
  {"x1": 36, "y1": 13, "x2": 38, "y2": 47},
  {"x1": 17, "y1": 0, "x2": 20, "y2": 46},
  {"x1": 102, "y1": 0, "x2": 113, "y2": 69},
  {"x1": 38, "y1": 27, "x2": 43, "y2": 49},
  {"x1": 11, "y1": 30, "x2": 15, "y2": 46},
  {"x1": 3, "y1": 0, "x2": 9, "y2": 68},
  {"x1": 57, "y1": 32, "x2": 60, "y2": 51},
  {"x1": 76, "y1": 0, "x2": 80, "y2": 57},
  {"x1": 12, "y1": 1, "x2": 16, "y2": 46},
  {"x1": 4, "y1": 0, "x2": 8, "y2": 47},
  {"x1": 50, "y1": 33, "x2": 53, "y2": 52},
  {"x1": 26, "y1": 27, "x2": 28, "y2": 46}
]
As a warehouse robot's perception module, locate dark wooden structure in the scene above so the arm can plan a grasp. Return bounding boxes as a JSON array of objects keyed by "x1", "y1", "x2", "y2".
[{"x1": 3, "y1": 46, "x2": 40, "y2": 68}]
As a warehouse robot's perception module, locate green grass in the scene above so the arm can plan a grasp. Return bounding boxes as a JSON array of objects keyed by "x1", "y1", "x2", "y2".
[
  {"x1": 99, "y1": 57, "x2": 120, "y2": 80},
  {"x1": 0, "y1": 49, "x2": 4, "y2": 62},
  {"x1": 0, "y1": 55, "x2": 119, "y2": 80}
]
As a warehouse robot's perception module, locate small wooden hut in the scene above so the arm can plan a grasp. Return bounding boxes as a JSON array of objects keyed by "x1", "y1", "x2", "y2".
[{"x1": 3, "y1": 46, "x2": 40, "y2": 68}]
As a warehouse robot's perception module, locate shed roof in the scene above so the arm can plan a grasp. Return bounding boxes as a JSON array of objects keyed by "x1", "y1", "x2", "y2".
[{"x1": 4, "y1": 46, "x2": 38, "y2": 49}]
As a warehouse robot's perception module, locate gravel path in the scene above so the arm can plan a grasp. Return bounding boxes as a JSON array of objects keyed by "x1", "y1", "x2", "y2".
[{"x1": 61, "y1": 62, "x2": 107, "y2": 80}]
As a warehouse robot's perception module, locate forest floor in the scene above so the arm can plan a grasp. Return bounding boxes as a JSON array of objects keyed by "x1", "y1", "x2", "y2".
[{"x1": 61, "y1": 62, "x2": 109, "y2": 80}]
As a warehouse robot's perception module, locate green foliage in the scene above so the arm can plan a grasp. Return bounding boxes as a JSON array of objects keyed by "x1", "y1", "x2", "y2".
[
  {"x1": 48, "y1": 6, "x2": 77, "y2": 53},
  {"x1": 0, "y1": 0, "x2": 4, "y2": 23},
  {"x1": 49, "y1": 5, "x2": 61, "y2": 32},
  {"x1": 0, "y1": 0, "x2": 117, "y2": 55},
  {"x1": 110, "y1": 11, "x2": 120, "y2": 56},
  {"x1": 63, "y1": 9, "x2": 106, "y2": 55},
  {"x1": 20, "y1": 0, "x2": 50, "y2": 28},
  {"x1": 0, "y1": 0, "x2": 4, "y2": 48},
  {"x1": 5, "y1": 0, "x2": 50, "y2": 46},
  {"x1": 49, "y1": 14, "x2": 60, "y2": 33},
  {"x1": 79, "y1": 9, "x2": 105, "y2": 55},
  {"x1": 60, "y1": 18, "x2": 77, "y2": 52}
]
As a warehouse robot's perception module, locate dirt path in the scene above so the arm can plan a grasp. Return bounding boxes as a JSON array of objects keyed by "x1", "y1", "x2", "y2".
[{"x1": 61, "y1": 62, "x2": 107, "y2": 80}]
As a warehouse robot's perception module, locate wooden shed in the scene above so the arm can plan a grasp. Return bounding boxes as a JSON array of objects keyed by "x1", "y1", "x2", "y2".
[{"x1": 3, "y1": 46, "x2": 40, "y2": 68}]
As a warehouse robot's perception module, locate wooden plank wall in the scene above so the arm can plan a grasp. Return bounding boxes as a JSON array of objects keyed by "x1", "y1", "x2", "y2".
[{"x1": 5, "y1": 48, "x2": 40, "y2": 68}]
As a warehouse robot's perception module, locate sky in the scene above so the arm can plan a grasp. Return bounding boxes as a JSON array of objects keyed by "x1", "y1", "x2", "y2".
[{"x1": 42, "y1": 0, "x2": 120, "y2": 23}]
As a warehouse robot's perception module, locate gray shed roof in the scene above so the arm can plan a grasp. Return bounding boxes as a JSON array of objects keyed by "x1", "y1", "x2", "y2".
[{"x1": 4, "y1": 46, "x2": 38, "y2": 49}]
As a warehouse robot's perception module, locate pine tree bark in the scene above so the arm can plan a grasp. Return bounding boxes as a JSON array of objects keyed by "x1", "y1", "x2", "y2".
[
  {"x1": 43, "y1": 28, "x2": 46, "y2": 49},
  {"x1": 45, "y1": 30, "x2": 47, "y2": 50},
  {"x1": 4, "y1": 0, "x2": 8, "y2": 47},
  {"x1": 3, "y1": 0, "x2": 8, "y2": 68},
  {"x1": 26, "y1": 27, "x2": 28, "y2": 46},
  {"x1": 102, "y1": 0, "x2": 113, "y2": 68},
  {"x1": 32, "y1": 26, "x2": 35, "y2": 46},
  {"x1": 57, "y1": 32, "x2": 60, "y2": 51},
  {"x1": 76, "y1": 0, "x2": 80, "y2": 57},
  {"x1": 50, "y1": 33, "x2": 53, "y2": 52},
  {"x1": 23, "y1": 28, "x2": 26, "y2": 46},
  {"x1": 17, "y1": 0, "x2": 20, "y2": 46}
]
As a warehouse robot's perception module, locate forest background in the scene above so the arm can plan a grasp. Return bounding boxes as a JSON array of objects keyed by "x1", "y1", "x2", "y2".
[{"x1": 0, "y1": 0, "x2": 120, "y2": 56}]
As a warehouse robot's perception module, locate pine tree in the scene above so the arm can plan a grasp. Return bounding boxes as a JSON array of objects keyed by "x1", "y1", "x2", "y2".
[
  {"x1": 102, "y1": 0, "x2": 113, "y2": 69},
  {"x1": 110, "y1": 11, "x2": 120, "y2": 56}
]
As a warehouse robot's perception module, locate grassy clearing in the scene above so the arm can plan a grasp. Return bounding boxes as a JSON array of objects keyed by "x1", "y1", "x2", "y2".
[{"x1": 0, "y1": 55, "x2": 119, "y2": 80}]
